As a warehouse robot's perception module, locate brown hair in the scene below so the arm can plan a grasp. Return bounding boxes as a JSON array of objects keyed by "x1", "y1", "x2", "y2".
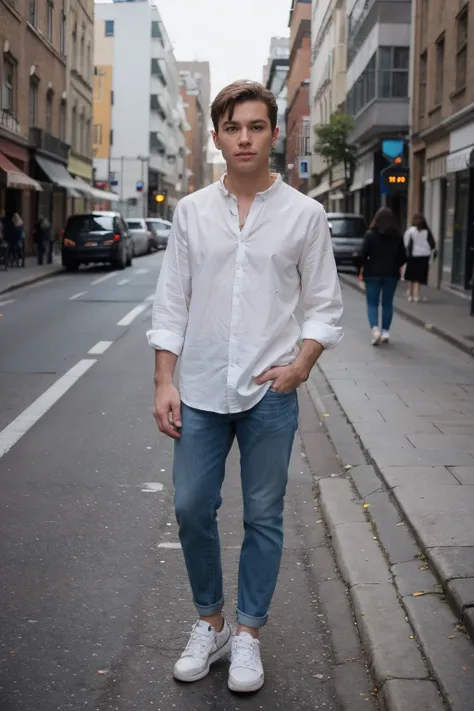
[
  {"x1": 369, "y1": 207, "x2": 399, "y2": 234},
  {"x1": 211, "y1": 80, "x2": 278, "y2": 133}
]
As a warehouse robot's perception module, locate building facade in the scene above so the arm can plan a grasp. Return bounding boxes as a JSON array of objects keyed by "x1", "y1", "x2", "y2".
[
  {"x1": 309, "y1": 0, "x2": 348, "y2": 209},
  {"x1": 286, "y1": 0, "x2": 312, "y2": 192},
  {"x1": 346, "y1": 0, "x2": 412, "y2": 228},
  {"x1": 264, "y1": 37, "x2": 290, "y2": 175},
  {"x1": 177, "y1": 61, "x2": 212, "y2": 187},
  {"x1": 410, "y1": 0, "x2": 474, "y2": 291},
  {"x1": 178, "y1": 62, "x2": 211, "y2": 192},
  {"x1": 93, "y1": 0, "x2": 187, "y2": 220}
]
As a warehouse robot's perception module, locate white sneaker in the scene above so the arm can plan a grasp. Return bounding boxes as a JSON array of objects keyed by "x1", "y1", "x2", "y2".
[
  {"x1": 228, "y1": 632, "x2": 264, "y2": 693},
  {"x1": 380, "y1": 330, "x2": 390, "y2": 344},
  {"x1": 371, "y1": 327, "x2": 382, "y2": 346},
  {"x1": 173, "y1": 618, "x2": 232, "y2": 682},
  {"x1": 407, "y1": 295, "x2": 413, "y2": 302}
]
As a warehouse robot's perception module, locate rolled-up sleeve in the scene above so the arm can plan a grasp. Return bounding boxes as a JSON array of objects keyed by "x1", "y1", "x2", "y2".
[
  {"x1": 297, "y1": 207, "x2": 343, "y2": 350},
  {"x1": 146, "y1": 203, "x2": 191, "y2": 355}
]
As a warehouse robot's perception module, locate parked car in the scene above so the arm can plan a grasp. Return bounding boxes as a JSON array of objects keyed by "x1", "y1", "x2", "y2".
[
  {"x1": 327, "y1": 213, "x2": 366, "y2": 269},
  {"x1": 125, "y1": 218, "x2": 153, "y2": 256},
  {"x1": 61, "y1": 212, "x2": 133, "y2": 271},
  {"x1": 145, "y1": 218, "x2": 172, "y2": 250}
]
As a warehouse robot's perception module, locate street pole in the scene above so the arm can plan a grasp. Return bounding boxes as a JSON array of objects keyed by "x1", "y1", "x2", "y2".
[{"x1": 120, "y1": 156, "x2": 124, "y2": 209}]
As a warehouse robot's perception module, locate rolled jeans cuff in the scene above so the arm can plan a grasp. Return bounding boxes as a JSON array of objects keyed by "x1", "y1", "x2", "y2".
[
  {"x1": 236, "y1": 608, "x2": 268, "y2": 629},
  {"x1": 194, "y1": 596, "x2": 224, "y2": 618}
]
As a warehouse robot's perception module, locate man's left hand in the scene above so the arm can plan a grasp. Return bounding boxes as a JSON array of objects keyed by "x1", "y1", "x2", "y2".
[{"x1": 254, "y1": 364, "x2": 307, "y2": 393}]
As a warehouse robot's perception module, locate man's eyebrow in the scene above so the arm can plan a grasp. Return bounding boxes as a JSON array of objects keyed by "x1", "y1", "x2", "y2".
[{"x1": 222, "y1": 120, "x2": 239, "y2": 126}]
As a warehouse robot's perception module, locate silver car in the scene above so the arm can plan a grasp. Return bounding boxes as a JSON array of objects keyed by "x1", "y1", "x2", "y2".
[
  {"x1": 125, "y1": 218, "x2": 153, "y2": 256},
  {"x1": 145, "y1": 218, "x2": 172, "y2": 250}
]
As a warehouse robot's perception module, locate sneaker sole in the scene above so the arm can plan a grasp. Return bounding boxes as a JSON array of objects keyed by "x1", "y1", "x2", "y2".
[
  {"x1": 228, "y1": 673, "x2": 265, "y2": 693},
  {"x1": 173, "y1": 633, "x2": 232, "y2": 683}
]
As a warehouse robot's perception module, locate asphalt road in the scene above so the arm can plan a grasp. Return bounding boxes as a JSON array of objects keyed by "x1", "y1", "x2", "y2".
[{"x1": 0, "y1": 254, "x2": 375, "y2": 710}]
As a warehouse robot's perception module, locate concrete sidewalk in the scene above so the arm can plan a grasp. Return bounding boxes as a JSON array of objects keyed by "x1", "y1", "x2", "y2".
[
  {"x1": 0, "y1": 255, "x2": 63, "y2": 295},
  {"x1": 339, "y1": 272, "x2": 474, "y2": 357}
]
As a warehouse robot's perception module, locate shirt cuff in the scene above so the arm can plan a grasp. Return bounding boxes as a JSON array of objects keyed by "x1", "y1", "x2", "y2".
[
  {"x1": 146, "y1": 328, "x2": 184, "y2": 356},
  {"x1": 300, "y1": 321, "x2": 344, "y2": 350}
]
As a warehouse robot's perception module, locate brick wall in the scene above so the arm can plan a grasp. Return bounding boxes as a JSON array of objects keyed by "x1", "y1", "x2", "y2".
[{"x1": 286, "y1": 82, "x2": 310, "y2": 190}]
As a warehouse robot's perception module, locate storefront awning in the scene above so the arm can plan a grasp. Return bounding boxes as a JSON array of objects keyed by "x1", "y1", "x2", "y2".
[
  {"x1": 74, "y1": 177, "x2": 119, "y2": 203},
  {"x1": 0, "y1": 150, "x2": 42, "y2": 191},
  {"x1": 308, "y1": 179, "x2": 330, "y2": 199},
  {"x1": 35, "y1": 155, "x2": 82, "y2": 197}
]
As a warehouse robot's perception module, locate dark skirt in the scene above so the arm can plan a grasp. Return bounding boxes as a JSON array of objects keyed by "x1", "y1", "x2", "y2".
[{"x1": 405, "y1": 256, "x2": 430, "y2": 284}]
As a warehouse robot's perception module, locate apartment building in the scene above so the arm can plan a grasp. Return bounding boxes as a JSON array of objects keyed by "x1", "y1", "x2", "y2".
[
  {"x1": 177, "y1": 61, "x2": 212, "y2": 187},
  {"x1": 264, "y1": 37, "x2": 290, "y2": 175},
  {"x1": 93, "y1": 0, "x2": 187, "y2": 219},
  {"x1": 410, "y1": 0, "x2": 474, "y2": 291},
  {"x1": 309, "y1": 0, "x2": 347, "y2": 209},
  {"x1": 286, "y1": 0, "x2": 312, "y2": 192},
  {"x1": 346, "y1": 0, "x2": 412, "y2": 228},
  {"x1": 178, "y1": 62, "x2": 211, "y2": 192}
]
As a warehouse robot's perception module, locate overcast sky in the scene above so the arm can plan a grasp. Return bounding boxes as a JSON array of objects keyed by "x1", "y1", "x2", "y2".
[{"x1": 158, "y1": 0, "x2": 291, "y2": 98}]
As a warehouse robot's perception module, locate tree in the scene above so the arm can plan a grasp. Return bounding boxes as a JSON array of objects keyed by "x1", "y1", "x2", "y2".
[{"x1": 314, "y1": 112, "x2": 356, "y2": 211}]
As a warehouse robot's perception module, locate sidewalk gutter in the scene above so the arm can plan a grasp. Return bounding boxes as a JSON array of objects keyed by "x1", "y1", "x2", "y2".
[
  {"x1": 0, "y1": 266, "x2": 64, "y2": 296},
  {"x1": 338, "y1": 273, "x2": 474, "y2": 358}
]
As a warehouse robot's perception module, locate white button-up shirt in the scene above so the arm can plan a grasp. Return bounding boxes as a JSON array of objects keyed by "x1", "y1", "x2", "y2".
[{"x1": 147, "y1": 175, "x2": 343, "y2": 414}]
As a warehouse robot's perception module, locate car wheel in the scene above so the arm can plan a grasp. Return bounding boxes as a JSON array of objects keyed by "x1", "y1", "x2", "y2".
[
  {"x1": 114, "y1": 247, "x2": 126, "y2": 270},
  {"x1": 126, "y1": 249, "x2": 132, "y2": 267},
  {"x1": 64, "y1": 261, "x2": 79, "y2": 272}
]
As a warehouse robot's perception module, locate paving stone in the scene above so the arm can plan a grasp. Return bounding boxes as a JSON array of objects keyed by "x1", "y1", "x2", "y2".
[
  {"x1": 380, "y1": 466, "x2": 460, "y2": 488},
  {"x1": 407, "y1": 434, "x2": 474, "y2": 453},
  {"x1": 350, "y1": 464, "x2": 384, "y2": 499},
  {"x1": 464, "y1": 608, "x2": 474, "y2": 642},
  {"x1": 447, "y1": 578, "x2": 474, "y2": 611},
  {"x1": 334, "y1": 661, "x2": 378, "y2": 710},
  {"x1": 365, "y1": 490, "x2": 420, "y2": 565},
  {"x1": 306, "y1": 546, "x2": 339, "y2": 583},
  {"x1": 331, "y1": 521, "x2": 391, "y2": 586},
  {"x1": 435, "y1": 423, "x2": 474, "y2": 435},
  {"x1": 319, "y1": 478, "x2": 365, "y2": 530},
  {"x1": 355, "y1": 420, "x2": 441, "y2": 435},
  {"x1": 351, "y1": 583, "x2": 428, "y2": 684},
  {"x1": 368, "y1": 447, "x2": 474, "y2": 467},
  {"x1": 404, "y1": 594, "x2": 474, "y2": 710},
  {"x1": 379, "y1": 679, "x2": 446, "y2": 711},
  {"x1": 449, "y1": 467, "x2": 474, "y2": 485},
  {"x1": 358, "y1": 432, "x2": 414, "y2": 452},
  {"x1": 427, "y1": 547, "x2": 474, "y2": 582},
  {"x1": 319, "y1": 579, "x2": 362, "y2": 664},
  {"x1": 395, "y1": 487, "x2": 474, "y2": 547},
  {"x1": 392, "y1": 559, "x2": 439, "y2": 597}
]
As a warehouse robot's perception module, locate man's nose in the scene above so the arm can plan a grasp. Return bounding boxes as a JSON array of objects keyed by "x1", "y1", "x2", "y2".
[{"x1": 239, "y1": 129, "x2": 251, "y2": 145}]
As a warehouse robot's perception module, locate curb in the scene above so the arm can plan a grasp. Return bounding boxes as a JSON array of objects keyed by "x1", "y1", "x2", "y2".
[
  {"x1": 338, "y1": 273, "x2": 474, "y2": 358},
  {"x1": 0, "y1": 267, "x2": 64, "y2": 296}
]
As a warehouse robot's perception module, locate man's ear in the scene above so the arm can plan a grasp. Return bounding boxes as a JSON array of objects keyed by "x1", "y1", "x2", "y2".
[{"x1": 211, "y1": 129, "x2": 220, "y2": 150}]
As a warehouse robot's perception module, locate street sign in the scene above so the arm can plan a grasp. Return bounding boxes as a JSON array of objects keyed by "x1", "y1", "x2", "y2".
[
  {"x1": 380, "y1": 163, "x2": 409, "y2": 195},
  {"x1": 136, "y1": 180, "x2": 144, "y2": 192},
  {"x1": 299, "y1": 158, "x2": 310, "y2": 179}
]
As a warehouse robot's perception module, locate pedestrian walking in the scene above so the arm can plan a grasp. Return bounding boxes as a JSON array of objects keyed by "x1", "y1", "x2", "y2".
[
  {"x1": 360, "y1": 207, "x2": 406, "y2": 345},
  {"x1": 12, "y1": 213, "x2": 25, "y2": 268},
  {"x1": 404, "y1": 214, "x2": 437, "y2": 302},
  {"x1": 147, "y1": 80, "x2": 343, "y2": 693},
  {"x1": 34, "y1": 215, "x2": 51, "y2": 265}
]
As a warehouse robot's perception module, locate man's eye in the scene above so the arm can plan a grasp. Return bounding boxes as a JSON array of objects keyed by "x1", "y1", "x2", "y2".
[
  {"x1": 226, "y1": 126, "x2": 237, "y2": 132},
  {"x1": 253, "y1": 126, "x2": 264, "y2": 131}
]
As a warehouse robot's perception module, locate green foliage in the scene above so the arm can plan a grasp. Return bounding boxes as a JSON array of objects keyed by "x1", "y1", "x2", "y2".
[{"x1": 314, "y1": 113, "x2": 356, "y2": 169}]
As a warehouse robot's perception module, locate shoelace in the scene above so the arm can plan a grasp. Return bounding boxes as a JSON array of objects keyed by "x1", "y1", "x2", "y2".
[
  {"x1": 183, "y1": 623, "x2": 214, "y2": 658},
  {"x1": 232, "y1": 637, "x2": 257, "y2": 669}
]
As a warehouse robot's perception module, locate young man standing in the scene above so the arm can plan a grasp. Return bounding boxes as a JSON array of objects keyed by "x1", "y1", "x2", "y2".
[{"x1": 147, "y1": 80, "x2": 343, "y2": 693}]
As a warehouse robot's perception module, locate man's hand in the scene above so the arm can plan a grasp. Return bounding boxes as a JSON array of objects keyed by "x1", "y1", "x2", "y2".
[
  {"x1": 153, "y1": 383, "x2": 182, "y2": 440},
  {"x1": 254, "y1": 363, "x2": 306, "y2": 393}
]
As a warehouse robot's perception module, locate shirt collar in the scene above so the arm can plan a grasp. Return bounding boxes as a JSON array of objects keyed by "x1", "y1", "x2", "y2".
[{"x1": 218, "y1": 173, "x2": 282, "y2": 201}]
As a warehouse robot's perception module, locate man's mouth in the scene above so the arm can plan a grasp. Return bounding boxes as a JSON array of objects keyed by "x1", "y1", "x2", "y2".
[{"x1": 236, "y1": 152, "x2": 256, "y2": 157}]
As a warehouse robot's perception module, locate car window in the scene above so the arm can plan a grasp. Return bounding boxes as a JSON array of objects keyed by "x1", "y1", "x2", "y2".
[
  {"x1": 66, "y1": 215, "x2": 114, "y2": 234},
  {"x1": 126, "y1": 220, "x2": 143, "y2": 230},
  {"x1": 328, "y1": 218, "x2": 366, "y2": 238},
  {"x1": 113, "y1": 217, "x2": 122, "y2": 233}
]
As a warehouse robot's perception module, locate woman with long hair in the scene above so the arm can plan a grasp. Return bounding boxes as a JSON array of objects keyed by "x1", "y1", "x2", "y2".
[
  {"x1": 404, "y1": 214, "x2": 437, "y2": 302},
  {"x1": 360, "y1": 207, "x2": 406, "y2": 345}
]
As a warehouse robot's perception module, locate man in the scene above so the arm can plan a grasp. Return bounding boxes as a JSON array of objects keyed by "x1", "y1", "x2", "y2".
[{"x1": 147, "y1": 80, "x2": 343, "y2": 693}]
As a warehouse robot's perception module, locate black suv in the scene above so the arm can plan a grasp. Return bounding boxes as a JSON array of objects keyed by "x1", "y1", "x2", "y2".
[{"x1": 62, "y1": 212, "x2": 133, "y2": 271}]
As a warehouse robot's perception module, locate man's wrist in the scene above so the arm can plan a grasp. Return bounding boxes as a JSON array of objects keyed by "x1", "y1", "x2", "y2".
[{"x1": 154, "y1": 375, "x2": 173, "y2": 387}]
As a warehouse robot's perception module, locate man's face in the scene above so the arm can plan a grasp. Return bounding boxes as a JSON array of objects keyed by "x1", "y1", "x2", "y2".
[{"x1": 212, "y1": 100, "x2": 278, "y2": 174}]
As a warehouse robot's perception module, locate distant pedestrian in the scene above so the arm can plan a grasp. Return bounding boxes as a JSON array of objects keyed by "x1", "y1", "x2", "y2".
[
  {"x1": 34, "y1": 215, "x2": 51, "y2": 265},
  {"x1": 404, "y1": 214, "x2": 437, "y2": 302},
  {"x1": 360, "y1": 207, "x2": 406, "y2": 345},
  {"x1": 148, "y1": 80, "x2": 343, "y2": 693},
  {"x1": 12, "y1": 213, "x2": 25, "y2": 268}
]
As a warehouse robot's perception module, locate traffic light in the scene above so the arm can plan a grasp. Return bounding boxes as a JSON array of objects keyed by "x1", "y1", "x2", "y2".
[{"x1": 155, "y1": 192, "x2": 166, "y2": 203}]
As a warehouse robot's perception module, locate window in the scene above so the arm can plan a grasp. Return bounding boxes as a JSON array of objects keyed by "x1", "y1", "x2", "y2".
[
  {"x1": 151, "y1": 21, "x2": 162, "y2": 38},
  {"x1": 419, "y1": 51, "x2": 427, "y2": 117},
  {"x1": 59, "y1": 101, "x2": 66, "y2": 141},
  {"x1": 435, "y1": 35, "x2": 445, "y2": 106},
  {"x1": 2, "y1": 57, "x2": 15, "y2": 114},
  {"x1": 456, "y1": 7, "x2": 468, "y2": 91},
  {"x1": 29, "y1": 79, "x2": 38, "y2": 127},
  {"x1": 47, "y1": 0, "x2": 53, "y2": 42},
  {"x1": 46, "y1": 91, "x2": 53, "y2": 129},
  {"x1": 105, "y1": 20, "x2": 114, "y2": 37},
  {"x1": 28, "y1": 0, "x2": 36, "y2": 25},
  {"x1": 71, "y1": 104, "x2": 77, "y2": 150},
  {"x1": 87, "y1": 45, "x2": 91, "y2": 84},
  {"x1": 378, "y1": 47, "x2": 409, "y2": 99},
  {"x1": 79, "y1": 112, "x2": 84, "y2": 154},
  {"x1": 93, "y1": 123, "x2": 103, "y2": 145},
  {"x1": 110, "y1": 129, "x2": 113, "y2": 146},
  {"x1": 94, "y1": 71, "x2": 104, "y2": 101},
  {"x1": 80, "y1": 33, "x2": 85, "y2": 76},
  {"x1": 60, "y1": 2, "x2": 66, "y2": 54},
  {"x1": 72, "y1": 25, "x2": 77, "y2": 72}
]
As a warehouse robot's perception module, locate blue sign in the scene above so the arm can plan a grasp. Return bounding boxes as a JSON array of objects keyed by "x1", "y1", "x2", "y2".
[
  {"x1": 299, "y1": 158, "x2": 310, "y2": 179},
  {"x1": 136, "y1": 180, "x2": 144, "y2": 192},
  {"x1": 382, "y1": 140, "x2": 404, "y2": 161}
]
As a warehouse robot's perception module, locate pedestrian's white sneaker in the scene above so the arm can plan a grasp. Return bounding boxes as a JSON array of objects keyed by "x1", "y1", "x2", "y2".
[
  {"x1": 407, "y1": 295, "x2": 413, "y2": 302},
  {"x1": 228, "y1": 632, "x2": 264, "y2": 693},
  {"x1": 371, "y1": 327, "x2": 382, "y2": 346},
  {"x1": 381, "y1": 330, "x2": 390, "y2": 344},
  {"x1": 173, "y1": 618, "x2": 232, "y2": 682}
]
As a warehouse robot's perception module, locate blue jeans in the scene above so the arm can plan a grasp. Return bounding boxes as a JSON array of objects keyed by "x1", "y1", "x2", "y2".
[
  {"x1": 173, "y1": 388, "x2": 299, "y2": 629},
  {"x1": 364, "y1": 277, "x2": 398, "y2": 331}
]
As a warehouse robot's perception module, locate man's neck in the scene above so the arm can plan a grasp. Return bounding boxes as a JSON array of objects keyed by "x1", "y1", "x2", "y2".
[{"x1": 224, "y1": 167, "x2": 275, "y2": 199}]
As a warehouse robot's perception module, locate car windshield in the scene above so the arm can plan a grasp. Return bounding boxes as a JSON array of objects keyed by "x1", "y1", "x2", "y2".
[
  {"x1": 127, "y1": 221, "x2": 143, "y2": 230},
  {"x1": 328, "y1": 217, "x2": 366, "y2": 238},
  {"x1": 66, "y1": 215, "x2": 114, "y2": 234}
]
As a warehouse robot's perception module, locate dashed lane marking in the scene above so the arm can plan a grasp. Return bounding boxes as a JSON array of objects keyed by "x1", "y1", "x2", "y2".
[
  {"x1": 69, "y1": 291, "x2": 87, "y2": 300},
  {"x1": 117, "y1": 278, "x2": 130, "y2": 286},
  {"x1": 0, "y1": 299, "x2": 15, "y2": 307},
  {"x1": 117, "y1": 303, "x2": 148, "y2": 326},
  {"x1": 135, "y1": 268, "x2": 149, "y2": 275},
  {"x1": 141, "y1": 482, "x2": 164, "y2": 492},
  {"x1": 88, "y1": 341, "x2": 113, "y2": 355},
  {"x1": 90, "y1": 272, "x2": 117, "y2": 286}
]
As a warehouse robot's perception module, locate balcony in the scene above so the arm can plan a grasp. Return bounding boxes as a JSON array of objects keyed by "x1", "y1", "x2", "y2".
[
  {"x1": 151, "y1": 58, "x2": 167, "y2": 86},
  {"x1": 150, "y1": 94, "x2": 167, "y2": 120},
  {"x1": 0, "y1": 110, "x2": 23, "y2": 138},
  {"x1": 350, "y1": 98, "x2": 409, "y2": 144},
  {"x1": 29, "y1": 127, "x2": 69, "y2": 162}
]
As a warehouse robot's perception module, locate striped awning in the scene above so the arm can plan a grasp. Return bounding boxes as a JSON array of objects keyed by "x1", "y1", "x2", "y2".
[{"x1": 0, "y1": 151, "x2": 42, "y2": 191}]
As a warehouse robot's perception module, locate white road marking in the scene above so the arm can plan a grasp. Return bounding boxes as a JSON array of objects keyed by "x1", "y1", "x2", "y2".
[
  {"x1": 88, "y1": 340, "x2": 113, "y2": 355},
  {"x1": 141, "y1": 482, "x2": 164, "y2": 492},
  {"x1": 135, "y1": 268, "x2": 149, "y2": 275},
  {"x1": 117, "y1": 278, "x2": 130, "y2": 286},
  {"x1": 145, "y1": 293, "x2": 155, "y2": 302},
  {"x1": 69, "y1": 291, "x2": 87, "y2": 300},
  {"x1": 0, "y1": 299, "x2": 14, "y2": 307},
  {"x1": 91, "y1": 272, "x2": 117, "y2": 285},
  {"x1": 117, "y1": 303, "x2": 148, "y2": 326},
  {"x1": 157, "y1": 542, "x2": 181, "y2": 549},
  {"x1": 0, "y1": 359, "x2": 96, "y2": 459}
]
